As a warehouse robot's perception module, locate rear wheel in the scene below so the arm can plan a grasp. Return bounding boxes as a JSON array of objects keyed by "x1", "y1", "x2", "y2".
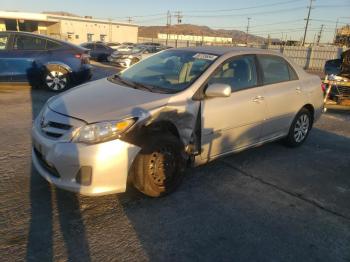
[
  {"x1": 44, "y1": 66, "x2": 70, "y2": 92},
  {"x1": 132, "y1": 134, "x2": 185, "y2": 197},
  {"x1": 284, "y1": 108, "x2": 312, "y2": 147}
]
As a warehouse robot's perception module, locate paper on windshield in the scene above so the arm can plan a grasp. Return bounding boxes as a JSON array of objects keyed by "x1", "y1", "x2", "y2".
[{"x1": 193, "y1": 53, "x2": 218, "y2": 61}]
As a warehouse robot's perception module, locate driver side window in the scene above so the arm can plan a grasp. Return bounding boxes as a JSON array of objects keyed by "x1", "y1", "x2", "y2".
[{"x1": 209, "y1": 55, "x2": 257, "y2": 92}]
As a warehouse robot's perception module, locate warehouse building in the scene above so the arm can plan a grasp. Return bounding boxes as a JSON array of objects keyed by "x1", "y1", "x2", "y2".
[{"x1": 0, "y1": 10, "x2": 138, "y2": 44}]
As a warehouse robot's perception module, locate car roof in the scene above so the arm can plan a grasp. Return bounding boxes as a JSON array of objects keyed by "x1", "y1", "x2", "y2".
[
  {"x1": 174, "y1": 46, "x2": 281, "y2": 56},
  {"x1": 2, "y1": 30, "x2": 85, "y2": 50}
]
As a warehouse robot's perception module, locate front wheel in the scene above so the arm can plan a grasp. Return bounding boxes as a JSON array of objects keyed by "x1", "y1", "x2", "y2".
[
  {"x1": 284, "y1": 108, "x2": 313, "y2": 147},
  {"x1": 131, "y1": 134, "x2": 185, "y2": 197}
]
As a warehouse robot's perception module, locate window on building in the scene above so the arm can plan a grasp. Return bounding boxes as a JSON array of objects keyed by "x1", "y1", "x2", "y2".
[
  {"x1": 75, "y1": 35, "x2": 79, "y2": 39},
  {"x1": 87, "y1": 33, "x2": 93, "y2": 42},
  {"x1": 0, "y1": 35, "x2": 9, "y2": 50},
  {"x1": 100, "y1": 34, "x2": 107, "y2": 42},
  {"x1": 67, "y1": 33, "x2": 74, "y2": 40},
  {"x1": 14, "y1": 35, "x2": 46, "y2": 50}
]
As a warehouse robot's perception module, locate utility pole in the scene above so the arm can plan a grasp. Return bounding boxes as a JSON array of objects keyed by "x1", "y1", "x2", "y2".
[
  {"x1": 281, "y1": 32, "x2": 284, "y2": 46},
  {"x1": 312, "y1": 33, "x2": 316, "y2": 46},
  {"x1": 127, "y1": 17, "x2": 133, "y2": 23},
  {"x1": 333, "y1": 18, "x2": 339, "y2": 44},
  {"x1": 302, "y1": 0, "x2": 314, "y2": 46},
  {"x1": 166, "y1": 11, "x2": 172, "y2": 46},
  {"x1": 174, "y1": 11, "x2": 183, "y2": 24},
  {"x1": 316, "y1": 24, "x2": 324, "y2": 46},
  {"x1": 245, "y1": 17, "x2": 251, "y2": 45},
  {"x1": 267, "y1": 34, "x2": 271, "y2": 46}
]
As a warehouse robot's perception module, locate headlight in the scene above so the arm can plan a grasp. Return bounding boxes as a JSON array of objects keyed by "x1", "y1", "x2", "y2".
[{"x1": 72, "y1": 119, "x2": 135, "y2": 144}]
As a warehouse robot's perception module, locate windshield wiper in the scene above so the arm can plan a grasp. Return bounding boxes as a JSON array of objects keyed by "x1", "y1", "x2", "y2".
[{"x1": 112, "y1": 74, "x2": 154, "y2": 92}]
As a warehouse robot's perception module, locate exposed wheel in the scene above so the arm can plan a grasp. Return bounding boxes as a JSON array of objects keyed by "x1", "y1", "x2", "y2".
[
  {"x1": 44, "y1": 66, "x2": 70, "y2": 92},
  {"x1": 132, "y1": 133, "x2": 185, "y2": 197},
  {"x1": 284, "y1": 108, "x2": 313, "y2": 147}
]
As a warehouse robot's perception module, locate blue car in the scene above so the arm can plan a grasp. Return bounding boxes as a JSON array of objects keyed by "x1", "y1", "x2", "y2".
[
  {"x1": 80, "y1": 42, "x2": 114, "y2": 62},
  {"x1": 0, "y1": 31, "x2": 92, "y2": 92}
]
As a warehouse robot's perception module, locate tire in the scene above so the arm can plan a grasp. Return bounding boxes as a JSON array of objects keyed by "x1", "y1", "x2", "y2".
[
  {"x1": 44, "y1": 66, "x2": 70, "y2": 92},
  {"x1": 284, "y1": 108, "x2": 313, "y2": 147},
  {"x1": 132, "y1": 133, "x2": 185, "y2": 197}
]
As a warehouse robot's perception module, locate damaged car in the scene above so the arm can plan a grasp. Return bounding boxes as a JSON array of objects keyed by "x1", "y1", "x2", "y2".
[
  {"x1": 32, "y1": 47, "x2": 323, "y2": 197},
  {"x1": 324, "y1": 49, "x2": 350, "y2": 102}
]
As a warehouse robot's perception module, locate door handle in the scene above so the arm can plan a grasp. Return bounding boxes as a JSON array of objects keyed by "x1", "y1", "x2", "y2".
[{"x1": 252, "y1": 96, "x2": 264, "y2": 103}]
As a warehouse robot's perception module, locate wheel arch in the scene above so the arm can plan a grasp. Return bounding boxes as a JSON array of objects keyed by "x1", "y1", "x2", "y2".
[
  {"x1": 123, "y1": 119, "x2": 182, "y2": 148},
  {"x1": 141, "y1": 120, "x2": 181, "y2": 140},
  {"x1": 44, "y1": 62, "x2": 73, "y2": 73},
  {"x1": 302, "y1": 104, "x2": 315, "y2": 123}
]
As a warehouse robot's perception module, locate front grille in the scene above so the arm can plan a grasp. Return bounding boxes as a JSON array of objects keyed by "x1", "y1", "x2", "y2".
[
  {"x1": 33, "y1": 147, "x2": 60, "y2": 178},
  {"x1": 41, "y1": 121, "x2": 72, "y2": 139},
  {"x1": 47, "y1": 121, "x2": 71, "y2": 130},
  {"x1": 335, "y1": 85, "x2": 350, "y2": 98}
]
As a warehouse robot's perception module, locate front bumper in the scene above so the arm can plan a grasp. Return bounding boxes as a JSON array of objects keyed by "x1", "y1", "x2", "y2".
[
  {"x1": 32, "y1": 120, "x2": 141, "y2": 196},
  {"x1": 107, "y1": 56, "x2": 131, "y2": 68}
]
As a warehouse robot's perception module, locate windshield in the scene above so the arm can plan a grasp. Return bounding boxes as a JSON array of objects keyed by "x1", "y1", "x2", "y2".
[
  {"x1": 114, "y1": 50, "x2": 218, "y2": 93},
  {"x1": 131, "y1": 47, "x2": 145, "y2": 53}
]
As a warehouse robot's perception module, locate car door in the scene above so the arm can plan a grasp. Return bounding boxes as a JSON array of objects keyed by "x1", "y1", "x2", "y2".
[
  {"x1": 0, "y1": 32, "x2": 12, "y2": 82},
  {"x1": 256, "y1": 55, "x2": 303, "y2": 140},
  {"x1": 10, "y1": 34, "x2": 47, "y2": 82},
  {"x1": 200, "y1": 55, "x2": 267, "y2": 160}
]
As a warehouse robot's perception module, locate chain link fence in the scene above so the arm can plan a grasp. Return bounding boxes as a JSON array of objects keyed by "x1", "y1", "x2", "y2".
[{"x1": 138, "y1": 37, "x2": 347, "y2": 71}]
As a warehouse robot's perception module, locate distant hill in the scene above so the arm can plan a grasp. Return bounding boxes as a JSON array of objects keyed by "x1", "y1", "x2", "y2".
[{"x1": 139, "y1": 24, "x2": 267, "y2": 44}]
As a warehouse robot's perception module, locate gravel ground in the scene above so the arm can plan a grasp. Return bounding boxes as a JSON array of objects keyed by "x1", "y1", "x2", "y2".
[{"x1": 1, "y1": 63, "x2": 350, "y2": 262}]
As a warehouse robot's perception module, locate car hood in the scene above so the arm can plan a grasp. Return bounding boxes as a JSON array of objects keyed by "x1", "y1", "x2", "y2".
[{"x1": 48, "y1": 78, "x2": 171, "y2": 123}]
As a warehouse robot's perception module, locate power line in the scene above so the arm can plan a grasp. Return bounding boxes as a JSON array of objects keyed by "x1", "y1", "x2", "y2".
[
  {"x1": 174, "y1": 11, "x2": 183, "y2": 24},
  {"x1": 182, "y1": 0, "x2": 303, "y2": 13},
  {"x1": 250, "y1": 19, "x2": 304, "y2": 28},
  {"x1": 183, "y1": 6, "x2": 305, "y2": 18}
]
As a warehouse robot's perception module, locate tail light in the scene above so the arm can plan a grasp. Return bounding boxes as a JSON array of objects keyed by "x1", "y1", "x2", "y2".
[{"x1": 75, "y1": 52, "x2": 90, "y2": 64}]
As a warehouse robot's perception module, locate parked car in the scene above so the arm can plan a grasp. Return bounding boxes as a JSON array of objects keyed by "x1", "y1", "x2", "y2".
[
  {"x1": 108, "y1": 46, "x2": 159, "y2": 67},
  {"x1": 106, "y1": 42, "x2": 122, "y2": 49},
  {"x1": 80, "y1": 41, "x2": 114, "y2": 61},
  {"x1": 116, "y1": 44, "x2": 134, "y2": 52},
  {"x1": 324, "y1": 49, "x2": 350, "y2": 102},
  {"x1": 32, "y1": 47, "x2": 323, "y2": 197},
  {"x1": 140, "y1": 42, "x2": 161, "y2": 47},
  {"x1": 0, "y1": 31, "x2": 91, "y2": 91}
]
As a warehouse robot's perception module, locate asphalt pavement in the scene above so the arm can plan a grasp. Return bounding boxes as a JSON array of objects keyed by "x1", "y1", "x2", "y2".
[{"x1": 0, "y1": 62, "x2": 349, "y2": 262}]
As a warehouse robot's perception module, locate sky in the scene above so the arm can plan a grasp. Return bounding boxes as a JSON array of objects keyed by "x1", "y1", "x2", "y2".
[{"x1": 1, "y1": 0, "x2": 350, "y2": 43}]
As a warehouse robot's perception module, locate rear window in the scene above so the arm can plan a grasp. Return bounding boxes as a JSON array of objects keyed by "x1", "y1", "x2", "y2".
[
  {"x1": 14, "y1": 35, "x2": 46, "y2": 50},
  {"x1": 0, "y1": 35, "x2": 8, "y2": 50},
  {"x1": 258, "y1": 55, "x2": 298, "y2": 85},
  {"x1": 46, "y1": 40, "x2": 62, "y2": 50}
]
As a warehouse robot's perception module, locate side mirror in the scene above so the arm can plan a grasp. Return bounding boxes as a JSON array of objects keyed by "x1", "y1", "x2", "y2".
[{"x1": 205, "y1": 83, "x2": 231, "y2": 98}]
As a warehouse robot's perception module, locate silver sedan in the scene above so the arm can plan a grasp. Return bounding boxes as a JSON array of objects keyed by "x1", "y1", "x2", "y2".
[{"x1": 32, "y1": 47, "x2": 323, "y2": 197}]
